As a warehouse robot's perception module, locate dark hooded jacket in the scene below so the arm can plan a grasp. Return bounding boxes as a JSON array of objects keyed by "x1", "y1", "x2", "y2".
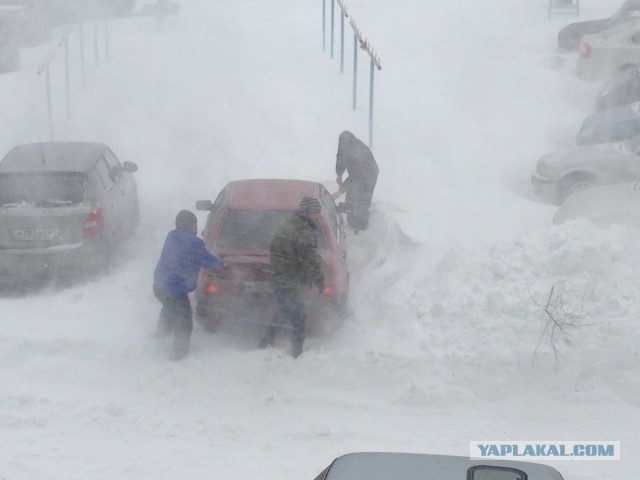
[
  {"x1": 335, "y1": 131, "x2": 379, "y2": 191},
  {"x1": 269, "y1": 210, "x2": 324, "y2": 292}
]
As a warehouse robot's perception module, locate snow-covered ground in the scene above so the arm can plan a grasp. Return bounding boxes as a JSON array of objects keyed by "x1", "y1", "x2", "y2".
[{"x1": 0, "y1": 1, "x2": 638, "y2": 479}]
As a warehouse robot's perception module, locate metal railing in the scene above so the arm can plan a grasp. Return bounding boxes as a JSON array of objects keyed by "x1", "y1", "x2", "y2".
[
  {"x1": 323, "y1": 0, "x2": 382, "y2": 148},
  {"x1": 37, "y1": 20, "x2": 111, "y2": 140}
]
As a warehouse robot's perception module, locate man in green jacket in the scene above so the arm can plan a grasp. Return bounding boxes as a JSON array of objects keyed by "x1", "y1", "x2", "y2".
[{"x1": 259, "y1": 197, "x2": 325, "y2": 358}]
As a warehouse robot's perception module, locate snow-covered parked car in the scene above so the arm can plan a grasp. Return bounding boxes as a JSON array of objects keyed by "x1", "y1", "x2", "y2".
[
  {"x1": 0, "y1": 142, "x2": 139, "y2": 286},
  {"x1": 576, "y1": 101, "x2": 640, "y2": 145},
  {"x1": 558, "y1": 0, "x2": 640, "y2": 52},
  {"x1": 532, "y1": 133, "x2": 640, "y2": 204},
  {"x1": 554, "y1": 180, "x2": 640, "y2": 226},
  {"x1": 576, "y1": 18, "x2": 640, "y2": 80},
  {"x1": 596, "y1": 64, "x2": 640, "y2": 109},
  {"x1": 314, "y1": 452, "x2": 565, "y2": 480}
]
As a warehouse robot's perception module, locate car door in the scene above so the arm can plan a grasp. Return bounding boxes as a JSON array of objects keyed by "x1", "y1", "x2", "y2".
[
  {"x1": 92, "y1": 155, "x2": 120, "y2": 245},
  {"x1": 319, "y1": 187, "x2": 349, "y2": 296},
  {"x1": 202, "y1": 185, "x2": 231, "y2": 249},
  {"x1": 103, "y1": 148, "x2": 137, "y2": 238}
]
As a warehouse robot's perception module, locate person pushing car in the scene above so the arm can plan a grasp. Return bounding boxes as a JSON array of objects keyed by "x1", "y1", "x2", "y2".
[
  {"x1": 258, "y1": 197, "x2": 325, "y2": 358},
  {"x1": 153, "y1": 210, "x2": 224, "y2": 360}
]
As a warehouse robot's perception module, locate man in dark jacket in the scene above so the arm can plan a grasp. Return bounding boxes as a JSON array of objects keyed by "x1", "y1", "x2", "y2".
[
  {"x1": 153, "y1": 209, "x2": 224, "y2": 360},
  {"x1": 332, "y1": 130, "x2": 379, "y2": 233},
  {"x1": 258, "y1": 197, "x2": 325, "y2": 358}
]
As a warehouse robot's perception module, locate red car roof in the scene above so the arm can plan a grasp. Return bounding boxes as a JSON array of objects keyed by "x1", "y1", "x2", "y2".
[{"x1": 228, "y1": 179, "x2": 320, "y2": 210}]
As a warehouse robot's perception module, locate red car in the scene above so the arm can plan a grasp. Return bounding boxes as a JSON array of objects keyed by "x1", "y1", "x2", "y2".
[{"x1": 194, "y1": 179, "x2": 350, "y2": 331}]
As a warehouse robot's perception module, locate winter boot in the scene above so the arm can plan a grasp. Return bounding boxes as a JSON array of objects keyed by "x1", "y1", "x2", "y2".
[
  {"x1": 258, "y1": 318, "x2": 280, "y2": 349},
  {"x1": 258, "y1": 328, "x2": 277, "y2": 349},
  {"x1": 291, "y1": 341, "x2": 303, "y2": 359},
  {"x1": 171, "y1": 332, "x2": 190, "y2": 361},
  {"x1": 155, "y1": 313, "x2": 172, "y2": 338}
]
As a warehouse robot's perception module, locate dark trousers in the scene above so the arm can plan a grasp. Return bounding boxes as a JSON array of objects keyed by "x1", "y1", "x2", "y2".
[
  {"x1": 154, "y1": 285, "x2": 193, "y2": 359},
  {"x1": 260, "y1": 286, "x2": 306, "y2": 357},
  {"x1": 342, "y1": 177, "x2": 377, "y2": 231}
]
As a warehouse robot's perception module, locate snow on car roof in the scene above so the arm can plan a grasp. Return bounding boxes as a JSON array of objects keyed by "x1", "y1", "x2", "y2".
[
  {"x1": 0, "y1": 142, "x2": 107, "y2": 173},
  {"x1": 227, "y1": 178, "x2": 322, "y2": 210}
]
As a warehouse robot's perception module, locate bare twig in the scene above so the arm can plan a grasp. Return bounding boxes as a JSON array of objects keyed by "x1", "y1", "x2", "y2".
[{"x1": 528, "y1": 283, "x2": 582, "y2": 368}]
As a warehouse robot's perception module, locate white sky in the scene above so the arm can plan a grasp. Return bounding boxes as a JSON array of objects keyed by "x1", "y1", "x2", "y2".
[{"x1": 0, "y1": 1, "x2": 638, "y2": 479}]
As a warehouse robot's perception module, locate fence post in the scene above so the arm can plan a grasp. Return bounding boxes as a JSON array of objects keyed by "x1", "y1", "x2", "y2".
[
  {"x1": 330, "y1": 0, "x2": 335, "y2": 58},
  {"x1": 104, "y1": 20, "x2": 110, "y2": 62},
  {"x1": 46, "y1": 66, "x2": 53, "y2": 140},
  {"x1": 93, "y1": 21, "x2": 99, "y2": 68},
  {"x1": 340, "y1": 9, "x2": 345, "y2": 73},
  {"x1": 322, "y1": 0, "x2": 326, "y2": 51},
  {"x1": 64, "y1": 36, "x2": 71, "y2": 118},
  {"x1": 368, "y1": 58, "x2": 375, "y2": 147},
  {"x1": 352, "y1": 31, "x2": 357, "y2": 109},
  {"x1": 79, "y1": 22, "x2": 86, "y2": 90}
]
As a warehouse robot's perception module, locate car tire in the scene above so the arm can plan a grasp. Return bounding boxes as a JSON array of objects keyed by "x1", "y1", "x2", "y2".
[
  {"x1": 130, "y1": 198, "x2": 140, "y2": 234},
  {"x1": 556, "y1": 173, "x2": 597, "y2": 204},
  {"x1": 337, "y1": 274, "x2": 350, "y2": 320},
  {"x1": 617, "y1": 63, "x2": 640, "y2": 73},
  {"x1": 195, "y1": 304, "x2": 220, "y2": 332}
]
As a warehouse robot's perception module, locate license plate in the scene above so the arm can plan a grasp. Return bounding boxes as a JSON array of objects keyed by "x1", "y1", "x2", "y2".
[
  {"x1": 240, "y1": 281, "x2": 270, "y2": 296},
  {"x1": 10, "y1": 227, "x2": 59, "y2": 241}
]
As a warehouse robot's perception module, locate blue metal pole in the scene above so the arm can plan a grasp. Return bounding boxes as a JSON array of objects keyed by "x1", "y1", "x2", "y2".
[
  {"x1": 330, "y1": 0, "x2": 335, "y2": 58},
  {"x1": 104, "y1": 20, "x2": 110, "y2": 62},
  {"x1": 322, "y1": 0, "x2": 326, "y2": 51},
  {"x1": 369, "y1": 58, "x2": 374, "y2": 148},
  {"x1": 340, "y1": 11, "x2": 344, "y2": 72},
  {"x1": 352, "y1": 32, "x2": 357, "y2": 109},
  {"x1": 64, "y1": 36, "x2": 70, "y2": 119},
  {"x1": 93, "y1": 21, "x2": 99, "y2": 68},
  {"x1": 79, "y1": 22, "x2": 86, "y2": 90},
  {"x1": 45, "y1": 66, "x2": 53, "y2": 141}
]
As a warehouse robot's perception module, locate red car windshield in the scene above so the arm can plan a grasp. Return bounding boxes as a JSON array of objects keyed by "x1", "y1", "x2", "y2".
[{"x1": 216, "y1": 209, "x2": 327, "y2": 250}]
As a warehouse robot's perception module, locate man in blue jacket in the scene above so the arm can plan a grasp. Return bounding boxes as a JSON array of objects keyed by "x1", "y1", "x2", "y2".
[{"x1": 153, "y1": 210, "x2": 224, "y2": 360}]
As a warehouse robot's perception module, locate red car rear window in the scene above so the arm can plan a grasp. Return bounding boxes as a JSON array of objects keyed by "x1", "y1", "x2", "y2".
[{"x1": 217, "y1": 209, "x2": 326, "y2": 250}]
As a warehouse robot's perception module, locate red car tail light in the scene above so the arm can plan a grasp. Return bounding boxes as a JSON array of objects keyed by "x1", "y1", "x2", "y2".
[
  {"x1": 83, "y1": 209, "x2": 104, "y2": 237},
  {"x1": 201, "y1": 270, "x2": 236, "y2": 295},
  {"x1": 580, "y1": 42, "x2": 592, "y2": 59},
  {"x1": 322, "y1": 284, "x2": 336, "y2": 296}
]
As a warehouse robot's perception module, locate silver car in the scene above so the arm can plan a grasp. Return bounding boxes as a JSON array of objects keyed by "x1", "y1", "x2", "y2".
[
  {"x1": 531, "y1": 133, "x2": 640, "y2": 204},
  {"x1": 0, "y1": 142, "x2": 139, "y2": 286},
  {"x1": 554, "y1": 180, "x2": 640, "y2": 226},
  {"x1": 314, "y1": 452, "x2": 564, "y2": 480},
  {"x1": 558, "y1": 0, "x2": 640, "y2": 52},
  {"x1": 576, "y1": 18, "x2": 640, "y2": 80}
]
